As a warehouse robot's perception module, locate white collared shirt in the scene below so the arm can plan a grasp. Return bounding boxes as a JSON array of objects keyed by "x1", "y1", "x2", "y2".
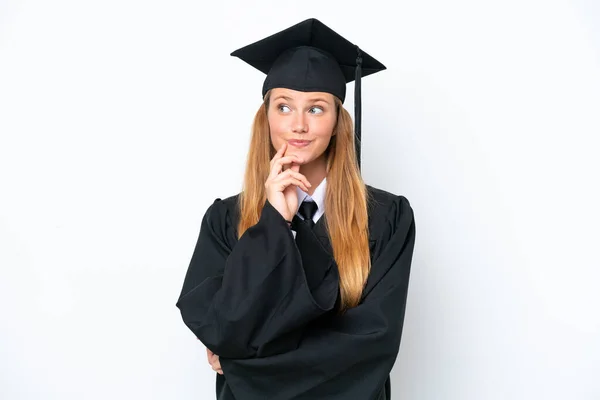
[
  {"x1": 290, "y1": 178, "x2": 326, "y2": 238},
  {"x1": 295, "y1": 177, "x2": 326, "y2": 223}
]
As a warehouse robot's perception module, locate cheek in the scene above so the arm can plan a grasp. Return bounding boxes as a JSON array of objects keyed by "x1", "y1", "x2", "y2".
[
  {"x1": 268, "y1": 116, "x2": 285, "y2": 147},
  {"x1": 311, "y1": 117, "x2": 336, "y2": 143}
]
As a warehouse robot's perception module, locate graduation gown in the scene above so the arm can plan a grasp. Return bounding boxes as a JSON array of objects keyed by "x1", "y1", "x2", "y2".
[{"x1": 176, "y1": 185, "x2": 416, "y2": 400}]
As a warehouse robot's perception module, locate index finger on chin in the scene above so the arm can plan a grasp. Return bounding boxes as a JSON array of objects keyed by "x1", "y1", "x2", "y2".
[{"x1": 275, "y1": 142, "x2": 287, "y2": 160}]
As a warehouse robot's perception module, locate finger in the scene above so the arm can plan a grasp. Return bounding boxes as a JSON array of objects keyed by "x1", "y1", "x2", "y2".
[
  {"x1": 277, "y1": 142, "x2": 287, "y2": 157},
  {"x1": 270, "y1": 156, "x2": 305, "y2": 179},
  {"x1": 269, "y1": 155, "x2": 302, "y2": 181},
  {"x1": 276, "y1": 169, "x2": 311, "y2": 188},
  {"x1": 270, "y1": 143, "x2": 287, "y2": 168},
  {"x1": 280, "y1": 154, "x2": 304, "y2": 172},
  {"x1": 277, "y1": 154, "x2": 304, "y2": 166},
  {"x1": 273, "y1": 177, "x2": 310, "y2": 193}
]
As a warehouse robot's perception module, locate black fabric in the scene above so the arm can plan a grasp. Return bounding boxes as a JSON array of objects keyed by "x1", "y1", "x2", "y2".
[
  {"x1": 176, "y1": 186, "x2": 416, "y2": 400},
  {"x1": 297, "y1": 200, "x2": 318, "y2": 228},
  {"x1": 354, "y1": 47, "x2": 363, "y2": 170},
  {"x1": 230, "y1": 18, "x2": 385, "y2": 102}
]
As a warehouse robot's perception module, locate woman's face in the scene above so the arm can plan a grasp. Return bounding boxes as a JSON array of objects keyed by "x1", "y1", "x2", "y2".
[{"x1": 267, "y1": 88, "x2": 337, "y2": 165}]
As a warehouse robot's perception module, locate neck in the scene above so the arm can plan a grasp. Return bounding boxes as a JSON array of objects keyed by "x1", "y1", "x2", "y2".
[{"x1": 299, "y1": 154, "x2": 327, "y2": 196}]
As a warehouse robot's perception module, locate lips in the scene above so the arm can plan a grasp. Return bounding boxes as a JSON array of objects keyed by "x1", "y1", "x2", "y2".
[{"x1": 288, "y1": 140, "x2": 311, "y2": 147}]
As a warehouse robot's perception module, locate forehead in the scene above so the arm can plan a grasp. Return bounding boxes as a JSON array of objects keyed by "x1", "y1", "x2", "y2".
[{"x1": 270, "y1": 88, "x2": 335, "y2": 103}]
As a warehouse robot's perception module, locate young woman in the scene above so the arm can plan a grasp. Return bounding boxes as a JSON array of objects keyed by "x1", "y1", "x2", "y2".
[{"x1": 176, "y1": 18, "x2": 416, "y2": 400}]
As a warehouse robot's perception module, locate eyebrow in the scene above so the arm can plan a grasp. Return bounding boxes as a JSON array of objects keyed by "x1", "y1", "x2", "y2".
[
  {"x1": 272, "y1": 95, "x2": 332, "y2": 104},
  {"x1": 307, "y1": 97, "x2": 331, "y2": 104},
  {"x1": 272, "y1": 95, "x2": 293, "y2": 102}
]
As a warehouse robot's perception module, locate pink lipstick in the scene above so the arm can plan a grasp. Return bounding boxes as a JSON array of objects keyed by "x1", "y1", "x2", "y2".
[{"x1": 288, "y1": 140, "x2": 311, "y2": 148}]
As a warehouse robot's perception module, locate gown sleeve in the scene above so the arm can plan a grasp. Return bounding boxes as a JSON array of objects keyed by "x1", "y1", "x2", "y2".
[
  {"x1": 176, "y1": 198, "x2": 339, "y2": 359},
  {"x1": 218, "y1": 195, "x2": 416, "y2": 400}
]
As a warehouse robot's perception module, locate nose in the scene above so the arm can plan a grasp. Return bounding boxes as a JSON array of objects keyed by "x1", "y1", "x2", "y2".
[{"x1": 291, "y1": 112, "x2": 308, "y2": 133}]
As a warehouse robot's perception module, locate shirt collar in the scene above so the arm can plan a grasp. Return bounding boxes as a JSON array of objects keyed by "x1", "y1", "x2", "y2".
[{"x1": 295, "y1": 177, "x2": 327, "y2": 214}]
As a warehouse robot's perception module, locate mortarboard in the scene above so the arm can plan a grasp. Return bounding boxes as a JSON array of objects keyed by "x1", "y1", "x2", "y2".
[{"x1": 231, "y1": 18, "x2": 386, "y2": 169}]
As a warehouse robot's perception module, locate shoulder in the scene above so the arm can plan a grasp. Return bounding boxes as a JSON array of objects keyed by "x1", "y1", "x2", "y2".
[
  {"x1": 197, "y1": 193, "x2": 242, "y2": 248},
  {"x1": 362, "y1": 186, "x2": 417, "y2": 296},
  {"x1": 202, "y1": 192, "x2": 242, "y2": 230},
  {"x1": 210, "y1": 193, "x2": 241, "y2": 213},
  {"x1": 365, "y1": 185, "x2": 415, "y2": 242},
  {"x1": 366, "y1": 185, "x2": 413, "y2": 220}
]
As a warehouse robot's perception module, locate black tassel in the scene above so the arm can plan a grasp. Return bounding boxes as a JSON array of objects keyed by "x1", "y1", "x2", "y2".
[{"x1": 355, "y1": 46, "x2": 362, "y2": 171}]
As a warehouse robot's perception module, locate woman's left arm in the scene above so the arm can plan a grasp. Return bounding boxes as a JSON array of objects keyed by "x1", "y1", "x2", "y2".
[{"x1": 219, "y1": 196, "x2": 416, "y2": 400}]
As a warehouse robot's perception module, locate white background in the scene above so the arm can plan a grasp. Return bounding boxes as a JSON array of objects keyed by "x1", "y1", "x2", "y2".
[{"x1": 1, "y1": 0, "x2": 599, "y2": 399}]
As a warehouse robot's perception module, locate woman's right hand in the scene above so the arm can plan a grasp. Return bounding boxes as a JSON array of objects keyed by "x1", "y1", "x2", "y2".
[{"x1": 265, "y1": 143, "x2": 311, "y2": 222}]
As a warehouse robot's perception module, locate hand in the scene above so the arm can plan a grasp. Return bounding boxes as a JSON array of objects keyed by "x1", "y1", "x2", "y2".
[
  {"x1": 206, "y1": 347, "x2": 223, "y2": 375},
  {"x1": 265, "y1": 143, "x2": 311, "y2": 221}
]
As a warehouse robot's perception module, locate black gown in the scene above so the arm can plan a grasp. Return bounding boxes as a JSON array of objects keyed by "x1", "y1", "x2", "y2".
[{"x1": 176, "y1": 185, "x2": 416, "y2": 400}]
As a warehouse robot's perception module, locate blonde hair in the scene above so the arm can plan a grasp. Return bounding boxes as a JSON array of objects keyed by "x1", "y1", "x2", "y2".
[{"x1": 237, "y1": 90, "x2": 371, "y2": 312}]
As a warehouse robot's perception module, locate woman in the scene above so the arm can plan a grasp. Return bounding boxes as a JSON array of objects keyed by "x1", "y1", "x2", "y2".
[{"x1": 177, "y1": 18, "x2": 416, "y2": 400}]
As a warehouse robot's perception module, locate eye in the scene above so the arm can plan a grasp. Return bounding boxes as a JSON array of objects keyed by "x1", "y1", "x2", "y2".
[
  {"x1": 308, "y1": 106, "x2": 324, "y2": 115},
  {"x1": 278, "y1": 104, "x2": 291, "y2": 113}
]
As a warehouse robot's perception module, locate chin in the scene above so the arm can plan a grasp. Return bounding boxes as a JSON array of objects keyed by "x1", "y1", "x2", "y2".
[
  {"x1": 290, "y1": 154, "x2": 311, "y2": 165},
  {"x1": 286, "y1": 148, "x2": 307, "y2": 156}
]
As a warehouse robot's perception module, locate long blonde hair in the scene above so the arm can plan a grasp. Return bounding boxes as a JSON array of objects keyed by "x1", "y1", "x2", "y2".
[{"x1": 237, "y1": 90, "x2": 371, "y2": 312}]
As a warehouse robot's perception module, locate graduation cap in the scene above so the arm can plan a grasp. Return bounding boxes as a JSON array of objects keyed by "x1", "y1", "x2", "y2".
[{"x1": 231, "y1": 18, "x2": 386, "y2": 169}]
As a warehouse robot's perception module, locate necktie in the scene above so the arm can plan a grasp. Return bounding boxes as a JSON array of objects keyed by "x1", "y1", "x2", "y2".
[{"x1": 298, "y1": 200, "x2": 318, "y2": 228}]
